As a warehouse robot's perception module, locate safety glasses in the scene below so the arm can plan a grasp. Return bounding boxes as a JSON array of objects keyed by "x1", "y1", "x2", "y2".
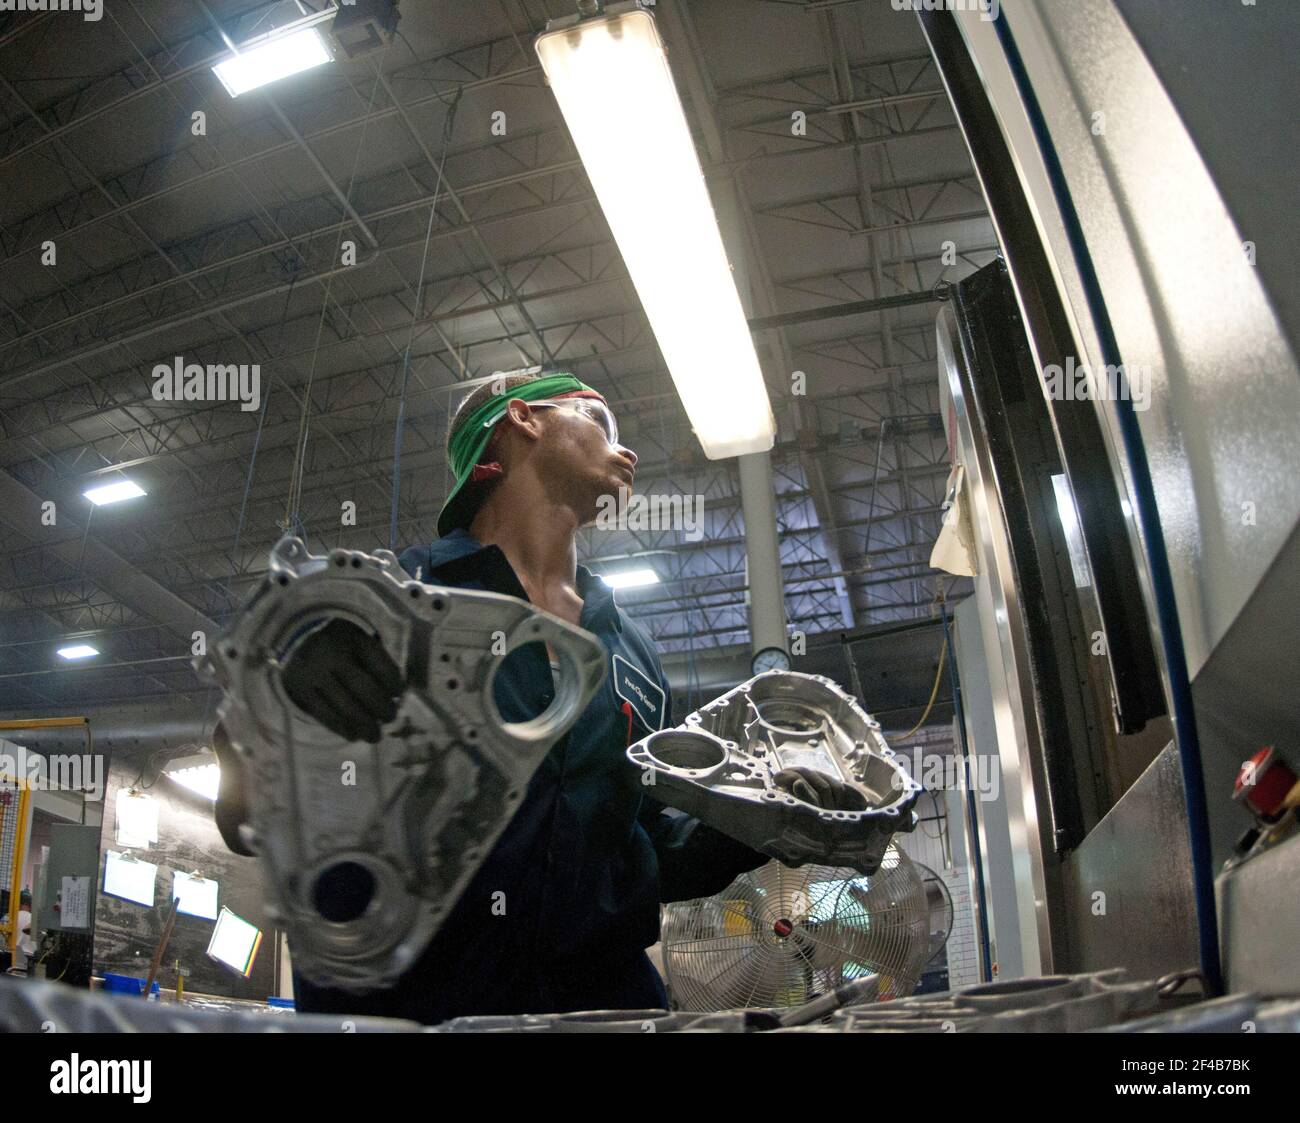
[{"x1": 484, "y1": 397, "x2": 620, "y2": 446}]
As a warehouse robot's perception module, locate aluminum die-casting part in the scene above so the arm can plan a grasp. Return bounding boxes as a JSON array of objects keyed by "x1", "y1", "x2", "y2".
[
  {"x1": 627, "y1": 671, "x2": 921, "y2": 873},
  {"x1": 197, "y1": 536, "x2": 607, "y2": 992},
  {"x1": 10, "y1": 970, "x2": 1292, "y2": 1033}
]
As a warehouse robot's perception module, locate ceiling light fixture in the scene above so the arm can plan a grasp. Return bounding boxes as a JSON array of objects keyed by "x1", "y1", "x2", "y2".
[
  {"x1": 212, "y1": 17, "x2": 333, "y2": 98},
  {"x1": 600, "y1": 568, "x2": 660, "y2": 590},
  {"x1": 57, "y1": 645, "x2": 99, "y2": 660},
  {"x1": 165, "y1": 753, "x2": 221, "y2": 802},
  {"x1": 84, "y1": 480, "x2": 146, "y2": 506},
  {"x1": 536, "y1": 5, "x2": 775, "y2": 459}
]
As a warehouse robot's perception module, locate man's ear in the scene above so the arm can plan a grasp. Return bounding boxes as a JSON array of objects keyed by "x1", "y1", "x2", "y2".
[{"x1": 504, "y1": 397, "x2": 546, "y2": 441}]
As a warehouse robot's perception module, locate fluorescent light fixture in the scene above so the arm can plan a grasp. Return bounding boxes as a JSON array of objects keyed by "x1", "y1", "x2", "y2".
[
  {"x1": 57, "y1": 644, "x2": 99, "y2": 660},
  {"x1": 168, "y1": 764, "x2": 220, "y2": 802},
  {"x1": 213, "y1": 25, "x2": 331, "y2": 98},
  {"x1": 165, "y1": 754, "x2": 221, "y2": 802},
  {"x1": 536, "y1": 9, "x2": 774, "y2": 459},
  {"x1": 84, "y1": 479, "x2": 146, "y2": 506},
  {"x1": 600, "y1": 568, "x2": 659, "y2": 590}
]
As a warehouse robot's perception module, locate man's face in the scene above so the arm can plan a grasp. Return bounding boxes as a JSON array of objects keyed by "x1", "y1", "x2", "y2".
[{"x1": 526, "y1": 399, "x2": 637, "y2": 521}]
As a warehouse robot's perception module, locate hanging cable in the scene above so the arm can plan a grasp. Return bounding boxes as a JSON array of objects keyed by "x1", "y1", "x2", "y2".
[
  {"x1": 389, "y1": 87, "x2": 463, "y2": 551},
  {"x1": 224, "y1": 382, "x2": 274, "y2": 619},
  {"x1": 896, "y1": 581, "x2": 951, "y2": 741},
  {"x1": 284, "y1": 47, "x2": 390, "y2": 535},
  {"x1": 73, "y1": 504, "x2": 94, "y2": 576},
  {"x1": 896, "y1": 634, "x2": 948, "y2": 741},
  {"x1": 205, "y1": 49, "x2": 389, "y2": 739}
]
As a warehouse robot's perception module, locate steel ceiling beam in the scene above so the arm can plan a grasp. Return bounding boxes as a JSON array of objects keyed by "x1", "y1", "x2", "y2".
[
  {"x1": 0, "y1": 468, "x2": 216, "y2": 645},
  {"x1": 0, "y1": 1, "x2": 976, "y2": 698}
]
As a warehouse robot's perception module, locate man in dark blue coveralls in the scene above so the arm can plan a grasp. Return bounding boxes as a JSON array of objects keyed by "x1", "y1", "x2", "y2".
[{"x1": 214, "y1": 371, "x2": 853, "y2": 1023}]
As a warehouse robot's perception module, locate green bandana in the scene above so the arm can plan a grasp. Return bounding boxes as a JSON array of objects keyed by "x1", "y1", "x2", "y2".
[{"x1": 437, "y1": 372, "x2": 599, "y2": 537}]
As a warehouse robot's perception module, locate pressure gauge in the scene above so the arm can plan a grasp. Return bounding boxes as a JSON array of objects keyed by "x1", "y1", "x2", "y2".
[{"x1": 751, "y1": 646, "x2": 791, "y2": 674}]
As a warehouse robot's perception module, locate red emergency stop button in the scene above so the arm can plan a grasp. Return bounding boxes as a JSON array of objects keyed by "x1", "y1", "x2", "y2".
[{"x1": 1234, "y1": 746, "x2": 1297, "y2": 822}]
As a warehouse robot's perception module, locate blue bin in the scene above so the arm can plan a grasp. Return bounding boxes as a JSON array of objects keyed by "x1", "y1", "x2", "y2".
[{"x1": 102, "y1": 972, "x2": 161, "y2": 998}]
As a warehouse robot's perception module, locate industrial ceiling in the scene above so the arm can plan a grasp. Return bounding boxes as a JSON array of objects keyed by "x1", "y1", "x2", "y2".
[{"x1": 0, "y1": 0, "x2": 991, "y2": 725}]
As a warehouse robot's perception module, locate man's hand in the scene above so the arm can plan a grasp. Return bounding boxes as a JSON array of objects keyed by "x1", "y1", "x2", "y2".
[
  {"x1": 774, "y1": 767, "x2": 866, "y2": 811},
  {"x1": 281, "y1": 618, "x2": 403, "y2": 743}
]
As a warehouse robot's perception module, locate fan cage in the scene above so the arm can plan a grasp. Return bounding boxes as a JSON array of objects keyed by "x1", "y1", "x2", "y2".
[{"x1": 662, "y1": 843, "x2": 933, "y2": 1012}]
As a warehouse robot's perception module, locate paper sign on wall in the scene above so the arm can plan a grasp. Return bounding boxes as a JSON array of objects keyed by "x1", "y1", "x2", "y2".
[
  {"x1": 207, "y1": 907, "x2": 262, "y2": 977},
  {"x1": 172, "y1": 871, "x2": 219, "y2": 921},
  {"x1": 60, "y1": 875, "x2": 90, "y2": 929},
  {"x1": 103, "y1": 850, "x2": 157, "y2": 907},
  {"x1": 115, "y1": 790, "x2": 158, "y2": 849}
]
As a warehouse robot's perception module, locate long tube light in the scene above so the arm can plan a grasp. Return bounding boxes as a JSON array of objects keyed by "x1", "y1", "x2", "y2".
[
  {"x1": 600, "y1": 568, "x2": 660, "y2": 590},
  {"x1": 165, "y1": 753, "x2": 221, "y2": 802},
  {"x1": 168, "y1": 764, "x2": 221, "y2": 802},
  {"x1": 536, "y1": 7, "x2": 775, "y2": 459}
]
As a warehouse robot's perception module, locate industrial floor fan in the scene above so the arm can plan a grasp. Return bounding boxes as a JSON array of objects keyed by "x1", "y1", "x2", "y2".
[{"x1": 662, "y1": 844, "x2": 933, "y2": 1011}]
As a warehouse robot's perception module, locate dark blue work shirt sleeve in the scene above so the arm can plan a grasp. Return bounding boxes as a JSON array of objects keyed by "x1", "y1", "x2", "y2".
[{"x1": 638, "y1": 796, "x2": 771, "y2": 903}]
